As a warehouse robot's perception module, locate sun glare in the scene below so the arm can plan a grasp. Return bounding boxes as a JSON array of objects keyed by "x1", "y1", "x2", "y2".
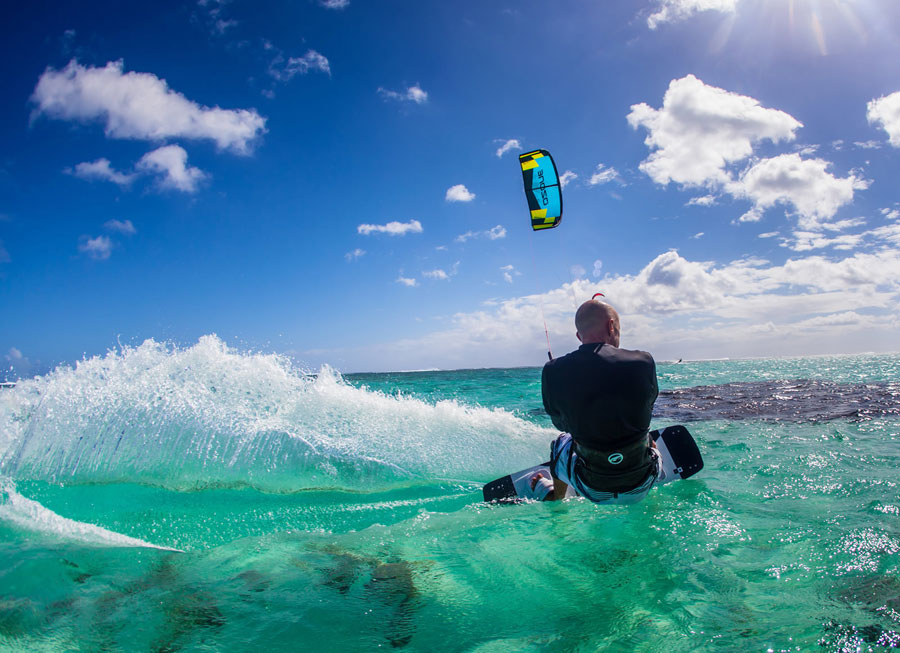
[{"x1": 704, "y1": 0, "x2": 897, "y2": 58}]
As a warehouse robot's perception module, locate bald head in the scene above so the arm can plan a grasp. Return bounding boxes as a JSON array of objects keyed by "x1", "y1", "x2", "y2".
[{"x1": 575, "y1": 300, "x2": 620, "y2": 347}]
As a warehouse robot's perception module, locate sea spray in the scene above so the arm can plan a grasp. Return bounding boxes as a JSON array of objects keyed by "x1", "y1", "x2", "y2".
[{"x1": 0, "y1": 336, "x2": 553, "y2": 491}]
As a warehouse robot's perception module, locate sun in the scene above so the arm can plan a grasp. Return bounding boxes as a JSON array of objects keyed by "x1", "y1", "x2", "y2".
[{"x1": 703, "y1": 0, "x2": 892, "y2": 59}]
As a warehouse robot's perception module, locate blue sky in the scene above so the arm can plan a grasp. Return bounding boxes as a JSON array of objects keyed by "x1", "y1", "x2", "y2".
[{"x1": 2, "y1": 0, "x2": 900, "y2": 376}]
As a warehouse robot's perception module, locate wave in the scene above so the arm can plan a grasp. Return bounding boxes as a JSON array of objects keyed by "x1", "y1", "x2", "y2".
[
  {"x1": 0, "y1": 478, "x2": 179, "y2": 550},
  {"x1": 0, "y1": 336, "x2": 552, "y2": 491}
]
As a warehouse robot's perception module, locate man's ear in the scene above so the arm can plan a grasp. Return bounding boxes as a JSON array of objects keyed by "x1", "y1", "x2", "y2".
[{"x1": 576, "y1": 332, "x2": 583, "y2": 343}]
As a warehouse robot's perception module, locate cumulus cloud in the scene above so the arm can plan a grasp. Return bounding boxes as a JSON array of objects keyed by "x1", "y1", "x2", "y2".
[
  {"x1": 495, "y1": 139, "x2": 521, "y2": 158},
  {"x1": 592, "y1": 260, "x2": 603, "y2": 278},
  {"x1": 559, "y1": 171, "x2": 577, "y2": 188},
  {"x1": 500, "y1": 264, "x2": 520, "y2": 284},
  {"x1": 5, "y1": 347, "x2": 38, "y2": 378},
  {"x1": 312, "y1": 247, "x2": 900, "y2": 371},
  {"x1": 687, "y1": 194, "x2": 717, "y2": 207},
  {"x1": 136, "y1": 145, "x2": 208, "y2": 192},
  {"x1": 630, "y1": 75, "x2": 866, "y2": 229},
  {"x1": 345, "y1": 248, "x2": 365, "y2": 261},
  {"x1": 31, "y1": 60, "x2": 266, "y2": 154},
  {"x1": 867, "y1": 91, "x2": 900, "y2": 147},
  {"x1": 647, "y1": 0, "x2": 738, "y2": 29},
  {"x1": 357, "y1": 219, "x2": 423, "y2": 236},
  {"x1": 66, "y1": 158, "x2": 136, "y2": 186},
  {"x1": 269, "y1": 50, "x2": 331, "y2": 80},
  {"x1": 455, "y1": 225, "x2": 506, "y2": 243},
  {"x1": 396, "y1": 275, "x2": 418, "y2": 287},
  {"x1": 881, "y1": 208, "x2": 900, "y2": 221},
  {"x1": 78, "y1": 234, "x2": 113, "y2": 260},
  {"x1": 104, "y1": 219, "x2": 136, "y2": 234},
  {"x1": 423, "y1": 269, "x2": 450, "y2": 281},
  {"x1": 730, "y1": 154, "x2": 868, "y2": 228},
  {"x1": 377, "y1": 84, "x2": 428, "y2": 104},
  {"x1": 570, "y1": 264, "x2": 587, "y2": 278},
  {"x1": 628, "y1": 75, "x2": 801, "y2": 187},
  {"x1": 588, "y1": 164, "x2": 621, "y2": 186},
  {"x1": 445, "y1": 184, "x2": 475, "y2": 202}
]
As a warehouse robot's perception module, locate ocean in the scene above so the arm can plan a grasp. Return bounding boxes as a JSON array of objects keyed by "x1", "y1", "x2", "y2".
[{"x1": 1, "y1": 336, "x2": 898, "y2": 651}]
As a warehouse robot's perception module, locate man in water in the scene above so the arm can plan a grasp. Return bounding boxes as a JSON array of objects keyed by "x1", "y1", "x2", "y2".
[{"x1": 533, "y1": 299, "x2": 661, "y2": 503}]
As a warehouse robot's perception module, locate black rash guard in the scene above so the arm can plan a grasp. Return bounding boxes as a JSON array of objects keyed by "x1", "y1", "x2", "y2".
[{"x1": 542, "y1": 342, "x2": 659, "y2": 491}]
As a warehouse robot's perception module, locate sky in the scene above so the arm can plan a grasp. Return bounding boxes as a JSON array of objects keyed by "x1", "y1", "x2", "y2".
[{"x1": 2, "y1": 0, "x2": 900, "y2": 376}]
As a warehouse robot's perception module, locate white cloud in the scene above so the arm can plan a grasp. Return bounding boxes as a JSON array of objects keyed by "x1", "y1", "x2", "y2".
[
  {"x1": 196, "y1": 0, "x2": 238, "y2": 35},
  {"x1": 592, "y1": 259, "x2": 603, "y2": 278},
  {"x1": 780, "y1": 231, "x2": 864, "y2": 252},
  {"x1": 32, "y1": 60, "x2": 267, "y2": 154},
  {"x1": 5, "y1": 347, "x2": 37, "y2": 377},
  {"x1": 396, "y1": 275, "x2": 418, "y2": 287},
  {"x1": 104, "y1": 219, "x2": 136, "y2": 235},
  {"x1": 500, "y1": 264, "x2": 519, "y2": 284},
  {"x1": 588, "y1": 164, "x2": 620, "y2": 186},
  {"x1": 136, "y1": 145, "x2": 208, "y2": 193},
  {"x1": 867, "y1": 91, "x2": 900, "y2": 147},
  {"x1": 495, "y1": 139, "x2": 521, "y2": 158},
  {"x1": 628, "y1": 75, "x2": 801, "y2": 187},
  {"x1": 647, "y1": 0, "x2": 738, "y2": 29},
  {"x1": 66, "y1": 158, "x2": 136, "y2": 186},
  {"x1": 455, "y1": 225, "x2": 506, "y2": 243},
  {"x1": 691, "y1": 232, "x2": 704, "y2": 239},
  {"x1": 78, "y1": 235, "x2": 113, "y2": 260},
  {"x1": 423, "y1": 269, "x2": 450, "y2": 281},
  {"x1": 821, "y1": 218, "x2": 865, "y2": 232},
  {"x1": 269, "y1": 50, "x2": 331, "y2": 80},
  {"x1": 630, "y1": 76, "x2": 867, "y2": 230},
  {"x1": 357, "y1": 219, "x2": 423, "y2": 236},
  {"x1": 570, "y1": 264, "x2": 587, "y2": 278},
  {"x1": 445, "y1": 184, "x2": 475, "y2": 202},
  {"x1": 345, "y1": 248, "x2": 365, "y2": 261},
  {"x1": 559, "y1": 171, "x2": 577, "y2": 188},
  {"x1": 320, "y1": 0, "x2": 349, "y2": 8},
  {"x1": 867, "y1": 223, "x2": 900, "y2": 247},
  {"x1": 315, "y1": 247, "x2": 900, "y2": 371},
  {"x1": 729, "y1": 154, "x2": 868, "y2": 229},
  {"x1": 687, "y1": 194, "x2": 717, "y2": 206},
  {"x1": 377, "y1": 84, "x2": 428, "y2": 104},
  {"x1": 758, "y1": 231, "x2": 779, "y2": 238},
  {"x1": 881, "y1": 208, "x2": 900, "y2": 221},
  {"x1": 853, "y1": 140, "x2": 882, "y2": 150}
]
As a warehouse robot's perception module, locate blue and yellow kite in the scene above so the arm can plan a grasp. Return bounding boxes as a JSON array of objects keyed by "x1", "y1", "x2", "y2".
[{"x1": 519, "y1": 149, "x2": 562, "y2": 231}]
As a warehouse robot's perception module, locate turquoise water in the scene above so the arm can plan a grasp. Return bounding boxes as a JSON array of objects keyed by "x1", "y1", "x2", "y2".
[{"x1": 1, "y1": 337, "x2": 898, "y2": 651}]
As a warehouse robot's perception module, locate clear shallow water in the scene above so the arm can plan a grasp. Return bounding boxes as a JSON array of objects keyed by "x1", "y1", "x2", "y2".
[{"x1": 1, "y1": 338, "x2": 898, "y2": 651}]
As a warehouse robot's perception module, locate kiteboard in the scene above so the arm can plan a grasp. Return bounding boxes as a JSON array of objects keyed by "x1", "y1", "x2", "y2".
[{"x1": 482, "y1": 425, "x2": 703, "y2": 503}]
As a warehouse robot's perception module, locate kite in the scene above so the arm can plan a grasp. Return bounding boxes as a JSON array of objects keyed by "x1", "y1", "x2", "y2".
[{"x1": 518, "y1": 149, "x2": 562, "y2": 231}]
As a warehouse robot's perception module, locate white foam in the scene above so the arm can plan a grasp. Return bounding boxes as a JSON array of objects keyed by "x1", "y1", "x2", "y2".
[
  {"x1": 0, "y1": 478, "x2": 180, "y2": 551},
  {"x1": 0, "y1": 336, "x2": 553, "y2": 491}
]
